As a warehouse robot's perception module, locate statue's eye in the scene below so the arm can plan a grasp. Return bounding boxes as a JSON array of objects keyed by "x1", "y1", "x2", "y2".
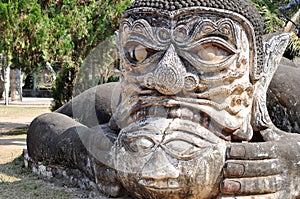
[
  {"x1": 122, "y1": 136, "x2": 155, "y2": 155},
  {"x1": 191, "y1": 42, "x2": 234, "y2": 63},
  {"x1": 164, "y1": 140, "x2": 200, "y2": 159},
  {"x1": 124, "y1": 42, "x2": 157, "y2": 64}
]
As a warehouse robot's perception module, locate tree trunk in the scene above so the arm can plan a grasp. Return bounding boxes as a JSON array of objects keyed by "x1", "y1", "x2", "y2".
[
  {"x1": 284, "y1": 8, "x2": 300, "y2": 32},
  {"x1": 4, "y1": 66, "x2": 10, "y2": 106},
  {"x1": 0, "y1": 64, "x2": 4, "y2": 99},
  {"x1": 10, "y1": 69, "x2": 22, "y2": 101},
  {"x1": 33, "y1": 72, "x2": 37, "y2": 97}
]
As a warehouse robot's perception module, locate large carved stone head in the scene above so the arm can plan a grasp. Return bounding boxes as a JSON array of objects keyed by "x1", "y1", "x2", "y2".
[
  {"x1": 115, "y1": 0, "x2": 265, "y2": 141},
  {"x1": 111, "y1": 0, "x2": 290, "y2": 198}
]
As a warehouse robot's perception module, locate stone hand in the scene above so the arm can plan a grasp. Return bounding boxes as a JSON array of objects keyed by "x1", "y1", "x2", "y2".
[{"x1": 220, "y1": 130, "x2": 300, "y2": 198}]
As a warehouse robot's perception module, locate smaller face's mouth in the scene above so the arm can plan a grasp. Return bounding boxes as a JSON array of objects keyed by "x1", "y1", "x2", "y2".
[{"x1": 138, "y1": 178, "x2": 182, "y2": 191}]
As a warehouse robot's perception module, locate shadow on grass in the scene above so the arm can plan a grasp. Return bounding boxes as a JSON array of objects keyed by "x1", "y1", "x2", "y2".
[
  {"x1": 0, "y1": 138, "x2": 26, "y2": 146},
  {"x1": 0, "y1": 126, "x2": 28, "y2": 136}
]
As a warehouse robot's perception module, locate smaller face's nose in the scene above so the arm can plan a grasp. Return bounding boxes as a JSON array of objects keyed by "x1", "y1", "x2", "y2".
[
  {"x1": 145, "y1": 45, "x2": 186, "y2": 95},
  {"x1": 140, "y1": 147, "x2": 180, "y2": 180}
]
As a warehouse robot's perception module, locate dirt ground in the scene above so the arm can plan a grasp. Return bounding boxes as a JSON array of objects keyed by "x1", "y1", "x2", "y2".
[{"x1": 0, "y1": 106, "x2": 51, "y2": 164}]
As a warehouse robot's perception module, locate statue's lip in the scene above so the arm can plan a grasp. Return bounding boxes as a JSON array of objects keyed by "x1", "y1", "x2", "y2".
[{"x1": 138, "y1": 178, "x2": 182, "y2": 191}]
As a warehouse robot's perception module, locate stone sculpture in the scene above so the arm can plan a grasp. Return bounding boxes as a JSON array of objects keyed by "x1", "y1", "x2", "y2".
[
  {"x1": 267, "y1": 59, "x2": 300, "y2": 133},
  {"x1": 27, "y1": 0, "x2": 300, "y2": 198}
]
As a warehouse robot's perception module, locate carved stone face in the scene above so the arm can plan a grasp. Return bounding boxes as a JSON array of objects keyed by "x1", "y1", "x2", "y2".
[
  {"x1": 115, "y1": 8, "x2": 256, "y2": 141},
  {"x1": 115, "y1": 118, "x2": 226, "y2": 199},
  {"x1": 113, "y1": 7, "x2": 257, "y2": 198}
]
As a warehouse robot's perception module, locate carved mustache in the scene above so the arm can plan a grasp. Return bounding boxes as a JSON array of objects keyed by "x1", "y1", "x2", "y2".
[
  {"x1": 115, "y1": 99, "x2": 240, "y2": 141},
  {"x1": 115, "y1": 82, "x2": 252, "y2": 124}
]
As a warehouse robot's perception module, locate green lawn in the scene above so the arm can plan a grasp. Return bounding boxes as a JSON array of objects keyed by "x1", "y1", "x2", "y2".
[{"x1": 0, "y1": 106, "x2": 51, "y2": 118}]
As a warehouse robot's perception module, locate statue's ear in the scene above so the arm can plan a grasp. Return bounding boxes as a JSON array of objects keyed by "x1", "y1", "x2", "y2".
[
  {"x1": 261, "y1": 33, "x2": 291, "y2": 86},
  {"x1": 251, "y1": 33, "x2": 291, "y2": 135},
  {"x1": 114, "y1": 30, "x2": 120, "y2": 51}
]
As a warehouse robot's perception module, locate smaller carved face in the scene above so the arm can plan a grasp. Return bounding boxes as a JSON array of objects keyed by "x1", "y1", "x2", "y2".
[{"x1": 114, "y1": 118, "x2": 226, "y2": 199}]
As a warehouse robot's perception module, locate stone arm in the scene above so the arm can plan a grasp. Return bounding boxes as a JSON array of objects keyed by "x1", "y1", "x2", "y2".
[
  {"x1": 27, "y1": 83, "x2": 125, "y2": 197},
  {"x1": 55, "y1": 82, "x2": 121, "y2": 127}
]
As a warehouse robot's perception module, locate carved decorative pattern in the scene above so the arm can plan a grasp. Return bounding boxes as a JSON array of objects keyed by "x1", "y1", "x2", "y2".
[
  {"x1": 117, "y1": 14, "x2": 254, "y2": 140},
  {"x1": 252, "y1": 33, "x2": 291, "y2": 132}
]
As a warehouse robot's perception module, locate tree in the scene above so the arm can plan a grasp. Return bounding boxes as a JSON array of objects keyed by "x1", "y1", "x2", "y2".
[
  {"x1": 47, "y1": 0, "x2": 132, "y2": 110},
  {"x1": 0, "y1": 0, "x2": 50, "y2": 73},
  {"x1": 0, "y1": 0, "x2": 132, "y2": 108},
  {"x1": 251, "y1": 0, "x2": 300, "y2": 58},
  {"x1": 0, "y1": 0, "x2": 51, "y2": 101}
]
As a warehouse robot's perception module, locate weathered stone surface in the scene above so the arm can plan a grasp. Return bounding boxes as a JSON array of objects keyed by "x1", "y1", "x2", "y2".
[
  {"x1": 27, "y1": 112, "x2": 125, "y2": 197},
  {"x1": 267, "y1": 60, "x2": 300, "y2": 133},
  {"x1": 56, "y1": 82, "x2": 120, "y2": 127},
  {"x1": 27, "y1": 113, "x2": 93, "y2": 173}
]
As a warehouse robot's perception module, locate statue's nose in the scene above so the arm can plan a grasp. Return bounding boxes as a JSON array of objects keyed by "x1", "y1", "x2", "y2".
[
  {"x1": 145, "y1": 45, "x2": 186, "y2": 95},
  {"x1": 140, "y1": 148, "x2": 179, "y2": 180}
]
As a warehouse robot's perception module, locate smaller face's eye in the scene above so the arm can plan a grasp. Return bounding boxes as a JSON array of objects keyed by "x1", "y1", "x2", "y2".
[
  {"x1": 190, "y1": 42, "x2": 234, "y2": 64},
  {"x1": 124, "y1": 42, "x2": 157, "y2": 64},
  {"x1": 164, "y1": 140, "x2": 200, "y2": 158},
  {"x1": 122, "y1": 136, "x2": 155, "y2": 155}
]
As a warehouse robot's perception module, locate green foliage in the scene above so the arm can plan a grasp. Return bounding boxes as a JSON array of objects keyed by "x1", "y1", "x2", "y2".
[
  {"x1": 251, "y1": 0, "x2": 300, "y2": 58},
  {"x1": 51, "y1": 62, "x2": 77, "y2": 110},
  {"x1": 0, "y1": 0, "x2": 132, "y2": 109},
  {"x1": 49, "y1": 0, "x2": 131, "y2": 109},
  {"x1": 0, "y1": 0, "x2": 48, "y2": 72},
  {"x1": 74, "y1": 36, "x2": 119, "y2": 95},
  {"x1": 108, "y1": 75, "x2": 120, "y2": 83},
  {"x1": 251, "y1": 0, "x2": 286, "y2": 34},
  {"x1": 286, "y1": 32, "x2": 300, "y2": 58}
]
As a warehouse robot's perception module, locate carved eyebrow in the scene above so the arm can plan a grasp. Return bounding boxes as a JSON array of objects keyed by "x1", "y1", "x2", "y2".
[
  {"x1": 206, "y1": 33, "x2": 235, "y2": 46},
  {"x1": 121, "y1": 131, "x2": 162, "y2": 145},
  {"x1": 124, "y1": 37, "x2": 167, "y2": 52},
  {"x1": 186, "y1": 36, "x2": 238, "y2": 53},
  {"x1": 121, "y1": 18, "x2": 171, "y2": 49},
  {"x1": 122, "y1": 125, "x2": 165, "y2": 142},
  {"x1": 164, "y1": 118, "x2": 223, "y2": 143},
  {"x1": 185, "y1": 19, "x2": 238, "y2": 47}
]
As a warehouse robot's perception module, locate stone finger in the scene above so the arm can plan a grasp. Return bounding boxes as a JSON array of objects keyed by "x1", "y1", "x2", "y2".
[
  {"x1": 220, "y1": 175, "x2": 283, "y2": 195},
  {"x1": 223, "y1": 159, "x2": 283, "y2": 177},
  {"x1": 218, "y1": 191, "x2": 286, "y2": 199},
  {"x1": 227, "y1": 142, "x2": 278, "y2": 160}
]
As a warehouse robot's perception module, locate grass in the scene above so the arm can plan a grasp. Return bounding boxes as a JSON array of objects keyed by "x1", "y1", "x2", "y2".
[
  {"x1": 0, "y1": 155, "x2": 74, "y2": 199},
  {"x1": 0, "y1": 131, "x2": 91, "y2": 198},
  {"x1": 0, "y1": 106, "x2": 50, "y2": 134},
  {"x1": 3, "y1": 127, "x2": 28, "y2": 136},
  {"x1": 0, "y1": 106, "x2": 51, "y2": 118}
]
